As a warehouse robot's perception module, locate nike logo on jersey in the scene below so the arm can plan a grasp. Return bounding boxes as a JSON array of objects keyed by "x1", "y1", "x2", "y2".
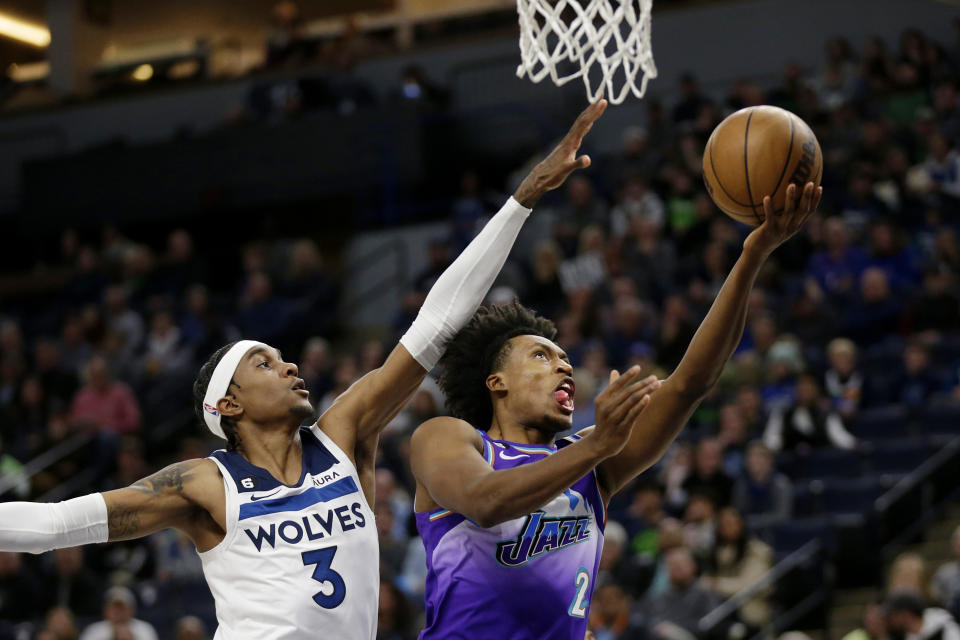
[
  {"x1": 495, "y1": 512, "x2": 591, "y2": 567},
  {"x1": 499, "y1": 451, "x2": 529, "y2": 460},
  {"x1": 244, "y1": 502, "x2": 367, "y2": 551},
  {"x1": 249, "y1": 488, "x2": 282, "y2": 501}
]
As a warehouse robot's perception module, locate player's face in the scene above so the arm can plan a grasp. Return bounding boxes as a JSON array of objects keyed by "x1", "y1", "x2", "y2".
[
  {"x1": 230, "y1": 345, "x2": 314, "y2": 426},
  {"x1": 490, "y1": 335, "x2": 574, "y2": 433}
]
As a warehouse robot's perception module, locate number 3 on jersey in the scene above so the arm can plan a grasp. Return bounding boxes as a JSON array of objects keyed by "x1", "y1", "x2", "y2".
[
  {"x1": 568, "y1": 567, "x2": 590, "y2": 618},
  {"x1": 302, "y1": 547, "x2": 346, "y2": 608}
]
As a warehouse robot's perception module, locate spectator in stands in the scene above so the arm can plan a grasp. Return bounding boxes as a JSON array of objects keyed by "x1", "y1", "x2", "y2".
[
  {"x1": 79, "y1": 586, "x2": 158, "y2": 640},
  {"x1": 34, "y1": 337, "x2": 79, "y2": 411},
  {"x1": 138, "y1": 309, "x2": 192, "y2": 381},
  {"x1": 884, "y1": 589, "x2": 960, "y2": 640},
  {"x1": 932, "y1": 525, "x2": 960, "y2": 616},
  {"x1": 763, "y1": 374, "x2": 857, "y2": 452},
  {"x1": 893, "y1": 341, "x2": 943, "y2": 407},
  {"x1": 0, "y1": 551, "x2": 43, "y2": 622},
  {"x1": 887, "y1": 552, "x2": 930, "y2": 597},
  {"x1": 598, "y1": 520, "x2": 653, "y2": 599},
  {"x1": 264, "y1": 1, "x2": 309, "y2": 68},
  {"x1": 525, "y1": 241, "x2": 566, "y2": 320},
  {"x1": 702, "y1": 507, "x2": 774, "y2": 628},
  {"x1": 660, "y1": 443, "x2": 693, "y2": 515},
  {"x1": 299, "y1": 336, "x2": 334, "y2": 404},
  {"x1": 38, "y1": 606, "x2": 80, "y2": 640},
  {"x1": 842, "y1": 598, "x2": 888, "y2": 640},
  {"x1": 732, "y1": 441, "x2": 793, "y2": 530},
  {"x1": 682, "y1": 493, "x2": 717, "y2": 560},
  {"x1": 681, "y1": 438, "x2": 734, "y2": 507},
  {"x1": 378, "y1": 578, "x2": 415, "y2": 640},
  {"x1": 69, "y1": 355, "x2": 141, "y2": 434},
  {"x1": 908, "y1": 270, "x2": 960, "y2": 337},
  {"x1": 43, "y1": 547, "x2": 103, "y2": 617},
  {"x1": 867, "y1": 221, "x2": 921, "y2": 292},
  {"x1": 842, "y1": 268, "x2": 903, "y2": 348},
  {"x1": 376, "y1": 501, "x2": 406, "y2": 578},
  {"x1": 672, "y1": 73, "x2": 707, "y2": 124},
  {"x1": 588, "y1": 581, "x2": 646, "y2": 640},
  {"x1": 636, "y1": 547, "x2": 720, "y2": 640},
  {"x1": 553, "y1": 176, "x2": 609, "y2": 256},
  {"x1": 825, "y1": 338, "x2": 864, "y2": 419},
  {"x1": 172, "y1": 616, "x2": 208, "y2": 640},
  {"x1": 716, "y1": 403, "x2": 750, "y2": 477},
  {"x1": 807, "y1": 217, "x2": 868, "y2": 299}
]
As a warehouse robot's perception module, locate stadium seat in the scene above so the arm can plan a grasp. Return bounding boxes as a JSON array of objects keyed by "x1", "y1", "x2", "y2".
[
  {"x1": 791, "y1": 448, "x2": 862, "y2": 481},
  {"x1": 918, "y1": 401, "x2": 960, "y2": 437},
  {"x1": 865, "y1": 437, "x2": 934, "y2": 475},
  {"x1": 848, "y1": 405, "x2": 911, "y2": 440},
  {"x1": 819, "y1": 476, "x2": 890, "y2": 515},
  {"x1": 769, "y1": 517, "x2": 833, "y2": 554}
]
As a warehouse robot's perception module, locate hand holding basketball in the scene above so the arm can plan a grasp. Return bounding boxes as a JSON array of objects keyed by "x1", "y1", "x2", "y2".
[
  {"x1": 513, "y1": 98, "x2": 608, "y2": 208},
  {"x1": 744, "y1": 181, "x2": 822, "y2": 256}
]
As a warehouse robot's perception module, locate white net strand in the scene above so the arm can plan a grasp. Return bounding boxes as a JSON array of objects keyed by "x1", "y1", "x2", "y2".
[{"x1": 516, "y1": 0, "x2": 657, "y2": 105}]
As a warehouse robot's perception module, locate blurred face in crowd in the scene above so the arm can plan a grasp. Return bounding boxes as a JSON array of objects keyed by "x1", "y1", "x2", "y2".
[
  {"x1": 824, "y1": 218, "x2": 849, "y2": 253},
  {"x1": 222, "y1": 345, "x2": 314, "y2": 430},
  {"x1": 487, "y1": 335, "x2": 574, "y2": 434},
  {"x1": 861, "y1": 268, "x2": 890, "y2": 303},
  {"x1": 684, "y1": 495, "x2": 715, "y2": 524},
  {"x1": 718, "y1": 405, "x2": 746, "y2": 446},
  {"x1": 86, "y1": 356, "x2": 111, "y2": 391},
  {"x1": 666, "y1": 548, "x2": 697, "y2": 589},
  {"x1": 695, "y1": 439, "x2": 723, "y2": 476},
  {"x1": 903, "y1": 345, "x2": 929, "y2": 375},
  {"x1": 795, "y1": 375, "x2": 821, "y2": 406},
  {"x1": 746, "y1": 443, "x2": 773, "y2": 483},
  {"x1": 593, "y1": 583, "x2": 629, "y2": 622},
  {"x1": 104, "y1": 596, "x2": 134, "y2": 625},
  {"x1": 55, "y1": 546, "x2": 83, "y2": 577},
  {"x1": 717, "y1": 507, "x2": 744, "y2": 544},
  {"x1": 828, "y1": 340, "x2": 857, "y2": 376}
]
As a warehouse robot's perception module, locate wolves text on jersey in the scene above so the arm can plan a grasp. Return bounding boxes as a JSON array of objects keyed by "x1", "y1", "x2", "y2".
[
  {"x1": 495, "y1": 512, "x2": 591, "y2": 568},
  {"x1": 244, "y1": 502, "x2": 367, "y2": 551}
]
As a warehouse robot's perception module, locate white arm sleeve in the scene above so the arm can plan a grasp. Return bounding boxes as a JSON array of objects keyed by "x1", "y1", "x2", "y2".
[
  {"x1": 400, "y1": 196, "x2": 531, "y2": 370},
  {"x1": 0, "y1": 493, "x2": 108, "y2": 554}
]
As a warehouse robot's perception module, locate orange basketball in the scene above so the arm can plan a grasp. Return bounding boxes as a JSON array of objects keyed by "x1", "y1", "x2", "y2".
[{"x1": 702, "y1": 105, "x2": 822, "y2": 226}]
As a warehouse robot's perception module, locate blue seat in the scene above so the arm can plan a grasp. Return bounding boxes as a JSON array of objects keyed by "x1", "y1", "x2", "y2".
[
  {"x1": 849, "y1": 405, "x2": 910, "y2": 440},
  {"x1": 820, "y1": 477, "x2": 889, "y2": 515},
  {"x1": 770, "y1": 517, "x2": 833, "y2": 553},
  {"x1": 866, "y1": 437, "x2": 933, "y2": 474},
  {"x1": 918, "y1": 402, "x2": 960, "y2": 437},
  {"x1": 792, "y1": 448, "x2": 862, "y2": 480},
  {"x1": 792, "y1": 482, "x2": 820, "y2": 517}
]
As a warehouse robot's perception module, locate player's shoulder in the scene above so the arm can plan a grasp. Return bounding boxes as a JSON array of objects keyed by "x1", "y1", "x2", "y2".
[{"x1": 411, "y1": 416, "x2": 483, "y2": 452}]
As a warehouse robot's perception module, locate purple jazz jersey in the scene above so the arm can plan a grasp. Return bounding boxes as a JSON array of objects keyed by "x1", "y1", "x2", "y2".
[{"x1": 416, "y1": 431, "x2": 606, "y2": 640}]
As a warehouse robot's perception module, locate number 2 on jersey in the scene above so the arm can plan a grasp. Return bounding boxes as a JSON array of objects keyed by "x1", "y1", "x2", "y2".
[
  {"x1": 568, "y1": 567, "x2": 590, "y2": 618},
  {"x1": 302, "y1": 547, "x2": 346, "y2": 608}
]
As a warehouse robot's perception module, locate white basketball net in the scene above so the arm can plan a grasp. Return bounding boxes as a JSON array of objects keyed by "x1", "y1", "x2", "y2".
[{"x1": 516, "y1": 0, "x2": 657, "y2": 105}]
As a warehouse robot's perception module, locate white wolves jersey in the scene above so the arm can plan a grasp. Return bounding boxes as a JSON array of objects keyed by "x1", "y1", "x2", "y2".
[{"x1": 199, "y1": 424, "x2": 378, "y2": 639}]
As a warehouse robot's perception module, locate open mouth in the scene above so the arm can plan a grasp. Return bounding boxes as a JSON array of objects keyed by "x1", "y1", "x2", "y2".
[
  {"x1": 554, "y1": 377, "x2": 575, "y2": 414},
  {"x1": 292, "y1": 379, "x2": 309, "y2": 395}
]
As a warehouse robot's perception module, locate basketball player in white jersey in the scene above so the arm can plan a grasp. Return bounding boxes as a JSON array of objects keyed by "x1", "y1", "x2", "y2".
[{"x1": 0, "y1": 99, "x2": 608, "y2": 639}]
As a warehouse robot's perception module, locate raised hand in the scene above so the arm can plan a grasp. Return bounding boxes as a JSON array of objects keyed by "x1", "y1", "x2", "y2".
[
  {"x1": 744, "y1": 181, "x2": 823, "y2": 256},
  {"x1": 513, "y1": 98, "x2": 608, "y2": 207},
  {"x1": 585, "y1": 365, "x2": 661, "y2": 459}
]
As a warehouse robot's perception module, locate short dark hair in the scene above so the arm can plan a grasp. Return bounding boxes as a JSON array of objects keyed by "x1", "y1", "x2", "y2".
[
  {"x1": 193, "y1": 342, "x2": 242, "y2": 452},
  {"x1": 884, "y1": 590, "x2": 926, "y2": 618},
  {"x1": 438, "y1": 301, "x2": 557, "y2": 431}
]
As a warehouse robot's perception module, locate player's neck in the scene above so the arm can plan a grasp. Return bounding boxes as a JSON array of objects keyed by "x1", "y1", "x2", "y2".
[
  {"x1": 487, "y1": 415, "x2": 555, "y2": 446},
  {"x1": 237, "y1": 421, "x2": 303, "y2": 485}
]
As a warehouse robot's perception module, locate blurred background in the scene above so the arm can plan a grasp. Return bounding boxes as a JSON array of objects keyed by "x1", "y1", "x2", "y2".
[{"x1": 1, "y1": 0, "x2": 960, "y2": 639}]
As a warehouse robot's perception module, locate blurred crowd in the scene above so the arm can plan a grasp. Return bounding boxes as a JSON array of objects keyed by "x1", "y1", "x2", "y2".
[{"x1": 1, "y1": 22, "x2": 960, "y2": 640}]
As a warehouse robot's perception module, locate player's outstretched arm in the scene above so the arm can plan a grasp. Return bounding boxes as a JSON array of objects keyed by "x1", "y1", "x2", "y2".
[
  {"x1": 595, "y1": 182, "x2": 823, "y2": 498},
  {"x1": 411, "y1": 366, "x2": 658, "y2": 527},
  {"x1": 319, "y1": 99, "x2": 608, "y2": 451},
  {"x1": 0, "y1": 459, "x2": 224, "y2": 554}
]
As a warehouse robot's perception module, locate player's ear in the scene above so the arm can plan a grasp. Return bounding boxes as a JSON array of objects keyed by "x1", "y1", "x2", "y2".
[
  {"x1": 486, "y1": 372, "x2": 507, "y2": 393},
  {"x1": 217, "y1": 395, "x2": 243, "y2": 419}
]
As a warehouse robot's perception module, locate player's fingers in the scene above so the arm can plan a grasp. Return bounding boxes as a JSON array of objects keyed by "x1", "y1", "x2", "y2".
[
  {"x1": 609, "y1": 382, "x2": 657, "y2": 422},
  {"x1": 566, "y1": 99, "x2": 607, "y2": 146},
  {"x1": 607, "y1": 365, "x2": 643, "y2": 392},
  {"x1": 574, "y1": 155, "x2": 591, "y2": 169},
  {"x1": 610, "y1": 374, "x2": 659, "y2": 406},
  {"x1": 624, "y1": 393, "x2": 652, "y2": 425},
  {"x1": 609, "y1": 369, "x2": 620, "y2": 385},
  {"x1": 784, "y1": 183, "x2": 798, "y2": 213},
  {"x1": 799, "y1": 182, "x2": 815, "y2": 213},
  {"x1": 812, "y1": 186, "x2": 823, "y2": 212},
  {"x1": 762, "y1": 195, "x2": 773, "y2": 219}
]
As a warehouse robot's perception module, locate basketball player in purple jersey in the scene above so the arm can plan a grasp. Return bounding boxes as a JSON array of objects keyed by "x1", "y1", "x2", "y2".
[{"x1": 411, "y1": 182, "x2": 823, "y2": 639}]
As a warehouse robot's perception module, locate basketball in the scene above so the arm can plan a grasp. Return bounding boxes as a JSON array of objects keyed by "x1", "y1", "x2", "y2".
[{"x1": 702, "y1": 105, "x2": 822, "y2": 226}]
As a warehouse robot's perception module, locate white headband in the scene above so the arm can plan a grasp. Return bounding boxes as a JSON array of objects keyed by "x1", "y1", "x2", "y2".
[{"x1": 202, "y1": 340, "x2": 268, "y2": 439}]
